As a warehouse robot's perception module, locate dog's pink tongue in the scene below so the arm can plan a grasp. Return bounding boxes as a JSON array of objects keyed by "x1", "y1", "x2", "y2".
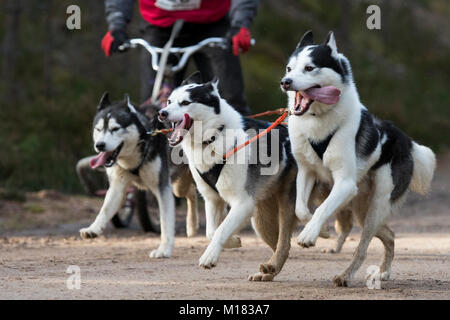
[
  {"x1": 302, "y1": 86, "x2": 341, "y2": 105},
  {"x1": 170, "y1": 115, "x2": 187, "y2": 142},
  {"x1": 89, "y1": 152, "x2": 109, "y2": 169}
]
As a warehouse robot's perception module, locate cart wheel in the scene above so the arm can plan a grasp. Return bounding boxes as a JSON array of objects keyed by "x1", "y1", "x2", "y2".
[
  {"x1": 136, "y1": 190, "x2": 161, "y2": 233},
  {"x1": 111, "y1": 192, "x2": 135, "y2": 228}
]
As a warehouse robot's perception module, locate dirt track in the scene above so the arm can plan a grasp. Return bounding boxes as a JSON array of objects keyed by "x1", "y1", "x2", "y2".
[{"x1": 1, "y1": 155, "x2": 450, "y2": 300}]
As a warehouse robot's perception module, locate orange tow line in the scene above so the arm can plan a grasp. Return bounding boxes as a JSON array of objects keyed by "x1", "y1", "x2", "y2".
[
  {"x1": 247, "y1": 107, "x2": 287, "y2": 119},
  {"x1": 223, "y1": 108, "x2": 289, "y2": 159}
]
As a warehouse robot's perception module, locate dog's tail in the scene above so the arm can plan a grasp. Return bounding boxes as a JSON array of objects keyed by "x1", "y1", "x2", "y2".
[{"x1": 409, "y1": 141, "x2": 436, "y2": 195}]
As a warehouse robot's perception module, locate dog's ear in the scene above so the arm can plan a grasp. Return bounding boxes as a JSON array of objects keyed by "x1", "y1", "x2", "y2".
[
  {"x1": 138, "y1": 102, "x2": 159, "y2": 120},
  {"x1": 181, "y1": 71, "x2": 203, "y2": 86},
  {"x1": 324, "y1": 31, "x2": 338, "y2": 53},
  {"x1": 206, "y1": 76, "x2": 219, "y2": 92},
  {"x1": 98, "y1": 92, "x2": 110, "y2": 110},
  {"x1": 124, "y1": 93, "x2": 137, "y2": 113},
  {"x1": 296, "y1": 30, "x2": 314, "y2": 49}
]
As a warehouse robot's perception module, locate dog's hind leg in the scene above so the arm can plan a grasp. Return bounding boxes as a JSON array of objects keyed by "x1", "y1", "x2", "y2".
[
  {"x1": 323, "y1": 209, "x2": 353, "y2": 254},
  {"x1": 333, "y1": 165, "x2": 393, "y2": 287},
  {"x1": 375, "y1": 224, "x2": 395, "y2": 280},
  {"x1": 171, "y1": 168, "x2": 199, "y2": 237},
  {"x1": 249, "y1": 192, "x2": 296, "y2": 282},
  {"x1": 250, "y1": 199, "x2": 279, "y2": 252},
  {"x1": 185, "y1": 183, "x2": 199, "y2": 238}
]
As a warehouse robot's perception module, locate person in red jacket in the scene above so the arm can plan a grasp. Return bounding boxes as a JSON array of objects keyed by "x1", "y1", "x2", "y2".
[{"x1": 101, "y1": 0, "x2": 259, "y2": 115}]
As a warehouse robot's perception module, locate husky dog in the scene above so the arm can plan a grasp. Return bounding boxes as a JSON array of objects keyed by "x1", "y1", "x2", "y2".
[
  {"x1": 281, "y1": 30, "x2": 436, "y2": 286},
  {"x1": 158, "y1": 72, "x2": 298, "y2": 281},
  {"x1": 79, "y1": 93, "x2": 198, "y2": 258}
]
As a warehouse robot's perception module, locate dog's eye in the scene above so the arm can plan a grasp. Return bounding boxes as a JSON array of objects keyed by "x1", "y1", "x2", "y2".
[
  {"x1": 95, "y1": 127, "x2": 101, "y2": 132},
  {"x1": 167, "y1": 99, "x2": 171, "y2": 105},
  {"x1": 304, "y1": 66, "x2": 315, "y2": 72},
  {"x1": 180, "y1": 100, "x2": 191, "y2": 106},
  {"x1": 111, "y1": 127, "x2": 120, "y2": 132},
  {"x1": 286, "y1": 67, "x2": 292, "y2": 72}
]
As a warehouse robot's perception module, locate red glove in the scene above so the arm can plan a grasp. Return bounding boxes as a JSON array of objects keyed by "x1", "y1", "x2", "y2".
[
  {"x1": 231, "y1": 27, "x2": 252, "y2": 56},
  {"x1": 101, "y1": 30, "x2": 128, "y2": 57}
]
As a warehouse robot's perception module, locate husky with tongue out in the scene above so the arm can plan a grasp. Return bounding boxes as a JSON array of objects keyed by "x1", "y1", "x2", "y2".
[
  {"x1": 159, "y1": 72, "x2": 304, "y2": 281},
  {"x1": 282, "y1": 31, "x2": 436, "y2": 287},
  {"x1": 79, "y1": 92, "x2": 198, "y2": 259}
]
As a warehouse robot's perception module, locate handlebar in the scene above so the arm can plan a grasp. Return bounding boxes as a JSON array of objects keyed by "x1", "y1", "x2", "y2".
[{"x1": 119, "y1": 37, "x2": 255, "y2": 73}]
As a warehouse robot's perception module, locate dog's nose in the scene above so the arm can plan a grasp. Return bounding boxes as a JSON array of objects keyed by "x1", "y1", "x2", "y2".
[
  {"x1": 158, "y1": 110, "x2": 168, "y2": 121},
  {"x1": 280, "y1": 78, "x2": 292, "y2": 90},
  {"x1": 96, "y1": 142, "x2": 106, "y2": 151}
]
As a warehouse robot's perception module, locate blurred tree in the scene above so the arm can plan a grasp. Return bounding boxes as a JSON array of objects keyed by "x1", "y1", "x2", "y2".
[{"x1": 1, "y1": 0, "x2": 21, "y2": 101}]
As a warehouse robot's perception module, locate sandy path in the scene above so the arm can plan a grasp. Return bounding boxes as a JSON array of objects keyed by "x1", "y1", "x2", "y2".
[
  {"x1": 0, "y1": 231, "x2": 449, "y2": 300},
  {"x1": 0, "y1": 155, "x2": 449, "y2": 299}
]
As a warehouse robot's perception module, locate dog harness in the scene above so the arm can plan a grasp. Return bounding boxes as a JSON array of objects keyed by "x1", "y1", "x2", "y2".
[
  {"x1": 196, "y1": 125, "x2": 226, "y2": 193},
  {"x1": 308, "y1": 130, "x2": 336, "y2": 160}
]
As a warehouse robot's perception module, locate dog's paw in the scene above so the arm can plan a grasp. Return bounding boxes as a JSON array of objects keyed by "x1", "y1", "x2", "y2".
[
  {"x1": 321, "y1": 248, "x2": 337, "y2": 254},
  {"x1": 149, "y1": 245, "x2": 172, "y2": 259},
  {"x1": 380, "y1": 271, "x2": 390, "y2": 281},
  {"x1": 186, "y1": 225, "x2": 198, "y2": 238},
  {"x1": 260, "y1": 263, "x2": 276, "y2": 274},
  {"x1": 248, "y1": 263, "x2": 276, "y2": 281},
  {"x1": 248, "y1": 272, "x2": 274, "y2": 282},
  {"x1": 297, "y1": 223, "x2": 320, "y2": 248},
  {"x1": 79, "y1": 227, "x2": 101, "y2": 239},
  {"x1": 223, "y1": 235, "x2": 242, "y2": 249},
  {"x1": 199, "y1": 244, "x2": 221, "y2": 269},
  {"x1": 319, "y1": 224, "x2": 330, "y2": 239},
  {"x1": 295, "y1": 208, "x2": 313, "y2": 224},
  {"x1": 333, "y1": 274, "x2": 349, "y2": 287}
]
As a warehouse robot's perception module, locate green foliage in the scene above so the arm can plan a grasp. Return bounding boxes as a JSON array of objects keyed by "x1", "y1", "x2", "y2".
[
  {"x1": 0, "y1": 0, "x2": 449, "y2": 193},
  {"x1": 23, "y1": 203, "x2": 46, "y2": 214}
]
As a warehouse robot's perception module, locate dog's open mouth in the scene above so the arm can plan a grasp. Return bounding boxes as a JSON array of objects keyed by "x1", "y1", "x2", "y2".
[
  {"x1": 89, "y1": 142, "x2": 124, "y2": 169},
  {"x1": 293, "y1": 85, "x2": 341, "y2": 116},
  {"x1": 294, "y1": 90, "x2": 315, "y2": 116},
  {"x1": 169, "y1": 113, "x2": 192, "y2": 147}
]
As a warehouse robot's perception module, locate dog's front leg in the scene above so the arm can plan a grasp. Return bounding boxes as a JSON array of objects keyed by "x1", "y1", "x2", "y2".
[
  {"x1": 149, "y1": 184, "x2": 175, "y2": 258},
  {"x1": 80, "y1": 172, "x2": 130, "y2": 239},
  {"x1": 204, "y1": 196, "x2": 241, "y2": 249},
  {"x1": 199, "y1": 198, "x2": 253, "y2": 269},
  {"x1": 295, "y1": 165, "x2": 315, "y2": 223},
  {"x1": 204, "y1": 196, "x2": 226, "y2": 241},
  {"x1": 297, "y1": 170, "x2": 357, "y2": 248}
]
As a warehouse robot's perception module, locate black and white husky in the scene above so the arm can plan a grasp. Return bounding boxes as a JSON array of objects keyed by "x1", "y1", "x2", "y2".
[
  {"x1": 282, "y1": 31, "x2": 436, "y2": 286},
  {"x1": 79, "y1": 93, "x2": 198, "y2": 258},
  {"x1": 159, "y1": 72, "x2": 297, "y2": 281}
]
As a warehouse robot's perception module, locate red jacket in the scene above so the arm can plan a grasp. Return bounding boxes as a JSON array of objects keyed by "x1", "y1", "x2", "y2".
[
  {"x1": 105, "y1": 0, "x2": 258, "y2": 30},
  {"x1": 140, "y1": 0, "x2": 231, "y2": 27}
]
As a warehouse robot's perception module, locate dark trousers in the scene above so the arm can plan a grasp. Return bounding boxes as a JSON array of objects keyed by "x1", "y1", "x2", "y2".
[{"x1": 139, "y1": 16, "x2": 250, "y2": 115}]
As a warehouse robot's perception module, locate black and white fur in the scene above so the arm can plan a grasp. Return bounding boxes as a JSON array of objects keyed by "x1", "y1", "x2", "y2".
[
  {"x1": 79, "y1": 93, "x2": 198, "y2": 258},
  {"x1": 159, "y1": 73, "x2": 298, "y2": 281},
  {"x1": 282, "y1": 31, "x2": 436, "y2": 286}
]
